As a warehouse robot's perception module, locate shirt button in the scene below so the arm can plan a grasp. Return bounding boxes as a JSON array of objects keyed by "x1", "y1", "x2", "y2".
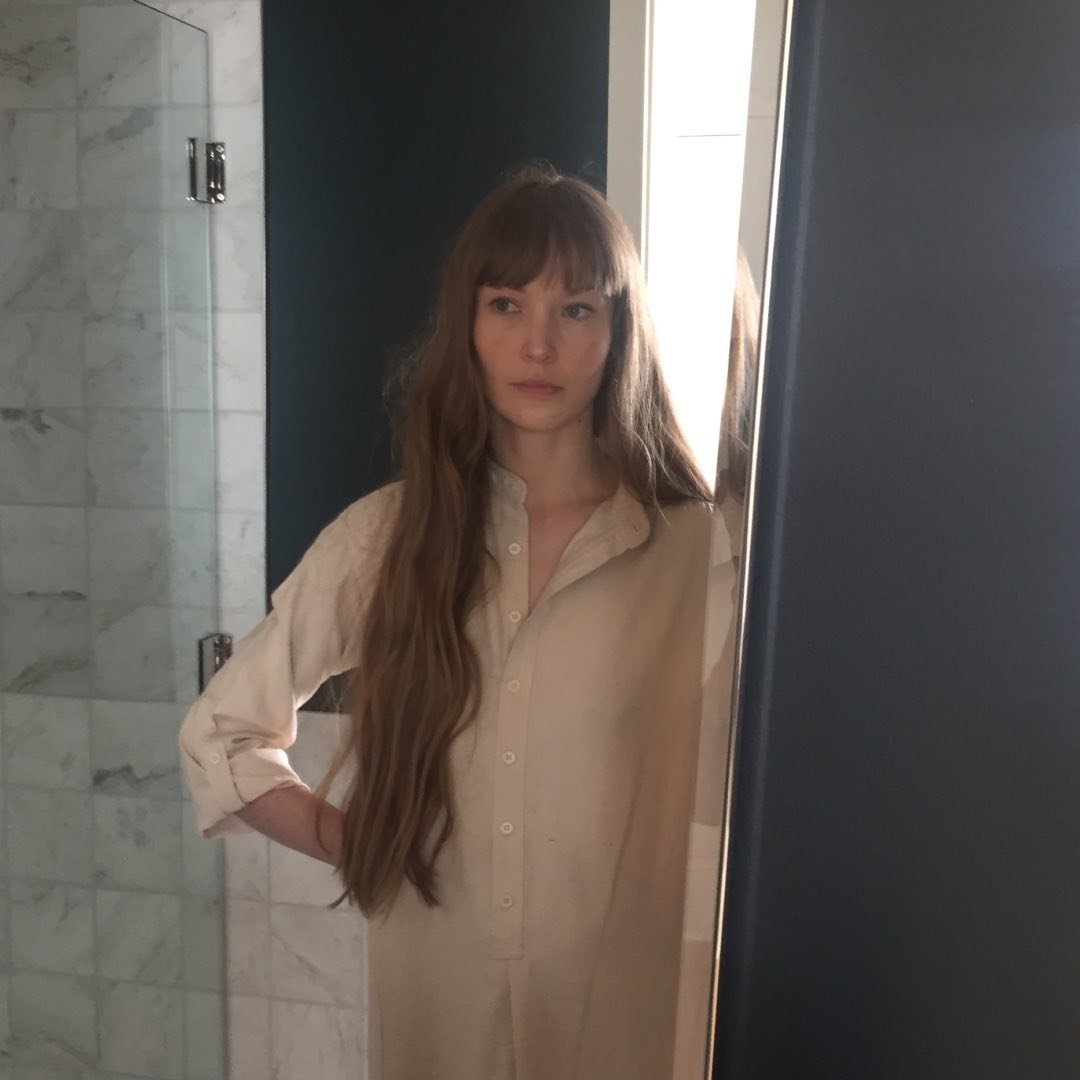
[
  {"x1": 209, "y1": 753, "x2": 222, "y2": 764},
  {"x1": 507, "y1": 679, "x2": 521, "y2": 693},
  {"x1": 502, "y1": 750, "x2": 517, "y2": 765},
  {"x1": 508, "y1": 542, "x2": 523, "y2": 556},
  {"x1": 508, "y1": 609, "x2": 522, "y2": 624},
  {"x1": 500, "y1": 893, "x2": 515, "y2": 909},
  {"x1": 500, "y1": 821, "x2": 514, "y2": 835}
]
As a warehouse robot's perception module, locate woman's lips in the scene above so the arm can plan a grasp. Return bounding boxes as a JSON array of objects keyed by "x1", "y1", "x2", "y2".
[{"x1": 512, "y1": 381, "x2": 561, "y2": 395}]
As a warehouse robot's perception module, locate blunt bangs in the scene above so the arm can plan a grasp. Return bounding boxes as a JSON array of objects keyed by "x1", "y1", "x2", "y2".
[{"x1": 470, "y1": 178, "x2": 628, "y2": 297}]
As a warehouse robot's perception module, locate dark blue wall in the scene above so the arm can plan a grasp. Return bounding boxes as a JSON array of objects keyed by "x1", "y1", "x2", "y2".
[
  {"x1": 714, "y1": 2, "x2": 1080, "y2": 1076},
  {"x1": 262, "y1": 1, "x2": 610, "y2": 597}
]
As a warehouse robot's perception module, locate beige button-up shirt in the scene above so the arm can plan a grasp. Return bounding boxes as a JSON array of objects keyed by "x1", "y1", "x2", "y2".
[{"x1": 179, "y1": 464, "x2": 740, "y2": 1080}]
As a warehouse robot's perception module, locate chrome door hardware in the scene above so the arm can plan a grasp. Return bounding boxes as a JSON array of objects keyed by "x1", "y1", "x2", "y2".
[
  {"x1": 187, "y1": 138, "x2": 226, "y2": 204},
  {"x1": 198, "y1": 632, "x2": 234, "y2": 692}
]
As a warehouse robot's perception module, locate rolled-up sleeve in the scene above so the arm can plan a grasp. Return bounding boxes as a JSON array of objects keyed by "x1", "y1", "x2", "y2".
[{"x1": 179, "y1": 486, "x2": 397, "y2": 837}]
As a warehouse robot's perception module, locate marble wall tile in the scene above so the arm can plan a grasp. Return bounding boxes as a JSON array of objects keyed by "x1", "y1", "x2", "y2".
[
  {"x1": 204, "y1": 104, "x2": 262, "y2": 209},
  {"x1": 214, "y1": 411, "x2": 263, "y2": 513},
  {"x1": 209, "y1": 208, "x2": 263, "y2": 312},
  {"x1": 78, "y1": 107, "x2": 168, "y2": 211},
  {"x1": 0, "y1": 505, "x2": 87, "y2": 597},
  {"x1": 226, "y1": 994, "x2": 270, "y2": 1080},
  {"x1": 1, "y1": 693, "x2": 91, "y2": 789},
  {"x1": 83, "y1": 312, "x2": 166, "y2": 409},
  {"x1": 1, "y1": 594, "x2": 91, "y2": 696},
  {"x1": 171, "y1": 603, "x2": 217, "y2": 705},
  {"x1": 0, "y1": 312, "x2": 83, "y2": 408},
  {"x1": 0, "y1": 9, "x2": 77, "y2": 109},
  {"x1": 7, "y1": 788, "x2": 93, "y2": 882},
  {"x1": 165, "y1": 14, "x2": 209, "y2": 109},
  {"x1": 0, "y1": 894, "x2": 8, "y2": 968},
  {"x1": 0, "y1": 407, "x2": 86, "y2": 505},
  {"x1": 167, "y1": 410, "x2": 214, "y2": 511},
  {"x1": 88, "y1": 507, "x2": 170, "y2": 609},
  {"x1": 268, "y1": 905, "x2": 364, "y2": 1007},
  {"x1": 97, "y1": 981, "x2": 183, "y2": 1079},
  {"x1": 0, "y1": 110, "x2": 77, "y2": 210},
  {"x1": 224, "y1": 898, "x2": 270, "y2": 996},
  {"x1": 217, "y1": 511, "x2": 262, "y2": 612},
  {"x1": 0, "y1": 211, "x2": 84, "y2": 310},
  {"x1": 170, "y1": 509, "x2": 217, "y2": 609},
  {"x1": 10, "y1": 880, "x2": 94, "y2": 976},
  {"x1": 269, "y1": 1001, "x2": 365, "y2": 1080},
  {"x1": 185, "y1": 990, "x2": 226, "y2": 1080},
  {"x1": 90, "y1": 698, "x2": 181, "y2": 798},
  {"x1": 81, "y1": 212, "x2": 165, "y2": 314},
  {"x1": 183, "y1": 895, "x2": 224, "y2": 991},
  {"x1": 163, "y1": 2, "x2": 261, "y2": 107},
  {"x1": 93, "y1": 794, "x2": 182, "y2": 891},
  {"x1": 77, "y1": 5, "x2": 166, "y2": 108},
  {"x1": 218, "y1": 606, "x2": 265, "y2": 644},
  {"x1": 168, "y1": 312, "x2": 213, "y2": 411},
  {"x1": 182, "y1": 800, "x2": 225, "y2": 897},
  {"x1": 267, "y1": 843, "x2": 340, "y2": 909},
  {"x1": 211, "y1": 311, "x2": 263, "y2": 411},
  {"x1": 95, "y1": 889, "x2": 182, "y2": 984},
  {"x1": 223, "y1": 829, "x2": 269, "y2": 900},
  {"x1": 166, "y1": 207, "x2": 212, "y2": 313},
  {"x1": 86, "y1": 408, "x2": 167, "y2": 508},
  {"x1": 90, "y1": 604, "x2": 175, "y2": 702},
  {"x1": 7, "y1": 971, "x2": 97, "y2": 1071}
]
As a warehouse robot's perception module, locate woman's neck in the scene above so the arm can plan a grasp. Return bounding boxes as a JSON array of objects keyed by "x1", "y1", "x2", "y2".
[{"x1": 491, "y1": 419, "x2": 616, "y2": 516}]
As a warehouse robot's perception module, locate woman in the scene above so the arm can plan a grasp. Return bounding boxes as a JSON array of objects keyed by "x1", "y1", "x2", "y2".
[{"x1": 180, "y1": 166, "x2": 727, "y2": 1079}]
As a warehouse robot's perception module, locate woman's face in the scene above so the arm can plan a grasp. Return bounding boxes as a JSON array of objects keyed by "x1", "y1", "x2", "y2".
[{"x1": 472, "y1": 271, "x2": 613, "y2": 438}]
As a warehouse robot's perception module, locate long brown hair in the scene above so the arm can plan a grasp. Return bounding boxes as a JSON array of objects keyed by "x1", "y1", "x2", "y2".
[
  {"x1": 320, "y1": 165, "x2": 711, "y2": 915},
  {"x1": 721, "y1": 246, "x2": 761, "y2": 501}
]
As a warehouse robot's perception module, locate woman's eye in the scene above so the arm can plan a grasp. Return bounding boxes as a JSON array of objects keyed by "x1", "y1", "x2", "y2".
[
  {"x1": 565, "y1": 303, "x2": 593, "y2": 320},
  {"x1": 490, "y1": 297, "x2": 518, "y2": 314}
]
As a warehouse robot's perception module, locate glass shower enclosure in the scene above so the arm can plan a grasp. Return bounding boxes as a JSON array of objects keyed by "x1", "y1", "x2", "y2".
[{"x1": 0, "y1": 2, "x2": 225, "y2": 1075}]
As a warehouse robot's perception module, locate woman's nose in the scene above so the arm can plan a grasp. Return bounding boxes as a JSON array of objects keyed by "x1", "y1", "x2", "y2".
[{"x1": 522, "y1": 312, "x2": 555, "y2": 362}]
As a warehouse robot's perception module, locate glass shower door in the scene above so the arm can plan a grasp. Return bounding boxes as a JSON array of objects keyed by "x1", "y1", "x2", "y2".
[{"x1": 0, "y1": 3, "x2": 224, "y2": 1075}]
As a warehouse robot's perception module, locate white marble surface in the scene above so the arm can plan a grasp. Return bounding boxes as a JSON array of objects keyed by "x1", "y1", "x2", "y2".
[
  {"x1": 0, "y1": 312, "x2": 83, "y2": 407},
  {"x1": 86, "y1": 408, "x2": 168, "y2": 507},
  {"x1": 0, "y1": 110, "x2": 77, "y2": 210},
  {"x1": 11, "y1": 881, "x2": 95, "y2": 976},
  {"x1": 210, "y1": 207, "x2": 264, "y2": 311},
  {"x1": 186, "y1": 990, "x2": 227, "y2": 1080},
  {"x1": 2, "y1": 692, "x2": 91, "y2": 789},
  {"x1": 2, "y1": 594, "x2": 91, "y2": 695},
  {"x1": 90, "y1": 698, "x2": 182, "y2": 798},
  {"x1": 78, "y1": 107, "x2": 168, "y2": 210},
  {"x1": 164, "y1": 1, "x2": 261, "y2": 107},
  {"x1": 98, "y1": 981, "x2": 184, "y2": 1079},
  {"x1": 269, "y1": 904, "x2": 364, "y2": 1007},
  {"x1": 223, "y1": 827, "x2": 270, "y2": 900},
  {"x1": 93, "y1": 794, "x2": 183, "y2": 891},
  {"x1": 7, "y1": 787, "x2": 93, "y2": 881},
  {"x1": 77, "y1": 5, "x2": 166, "y2": 108},
  {"x1": 96, "y1": 888, "x2": 183, "y2": 984},
  {"x1": 81, "y1": 212, "x2": 165, "y2": 313},
  {"x1": 212, "y1": 311, "x2": 264, "y2": 409},
  {"x1": 0, "y1": 211, "x2": 84, "y2": 309},
  {"x1": 269, "y1": 1001, "x2": 366, "y2": 1080},
  {"x1": 83, "y1": 312, "x2": 166, "y2": 409},
  {"x1": 0, "y1": 407, "x2": 86, "y2": 505},
  {"x1": 183, "y1": 799, "x2": 226, "y2": 896},
  {"x1": 225, "y1": 898, "x2": 270, "y2": 996},
  {"x1": 214, "y1": 410, "x2": 264, "y2": 512},
  {"x1": 170, "y1": 509, "x2": 218, "y2": 608},
  {"x1": 0, "y1": 9, "x2": 77, "y2": 109},
  {"x1": 227, "y1": 994, "x2": 271, "y2": 1080},
  {"x1": 169, "y1": 410, "x2": 215, "y2": 510},
  {"x1": 7, "y1": 971, "x2": 97, "y2": 1071},
  {"x1": 183, "y1": 894, "x2": 226, "y2": 991},
  {"x1": 91, "y1": 603, "x2": 175, "y2": 701},
  {"x1": 168, "y1": 311, "x2": 213, "y2": 410},
  {"x1": 88, "y1": 507, "x2": 171, "y2": 608},
  {"x1": 0, "y1": 505, "x2": 87, "y2": 596}
]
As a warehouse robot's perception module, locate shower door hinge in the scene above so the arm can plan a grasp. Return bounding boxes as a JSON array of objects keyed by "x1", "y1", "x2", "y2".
[
  {"x1": 187, "y1": 138, "x2": 226, "y2": 204},
  {"x1": 198, "y1": 632, "x2": 234, "y2": 692}
]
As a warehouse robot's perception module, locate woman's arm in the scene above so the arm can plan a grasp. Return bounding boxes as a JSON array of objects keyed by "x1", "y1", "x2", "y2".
[{"x1": 236, "y1": 785, "x2": 344, "y2": 866}]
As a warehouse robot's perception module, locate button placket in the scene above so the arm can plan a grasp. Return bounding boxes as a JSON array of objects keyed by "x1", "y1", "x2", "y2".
[{"x1": 490, "y1": 502, "x2": 530, "y2": 958}]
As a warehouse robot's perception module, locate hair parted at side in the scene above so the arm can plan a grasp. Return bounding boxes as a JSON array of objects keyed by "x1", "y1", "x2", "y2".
[
  {"x1": 722, "y1": 247, "x2": 761, "y2": 502},
  {"x1": 317, "y1": 163, "x2": 712, "y2": 915}
]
